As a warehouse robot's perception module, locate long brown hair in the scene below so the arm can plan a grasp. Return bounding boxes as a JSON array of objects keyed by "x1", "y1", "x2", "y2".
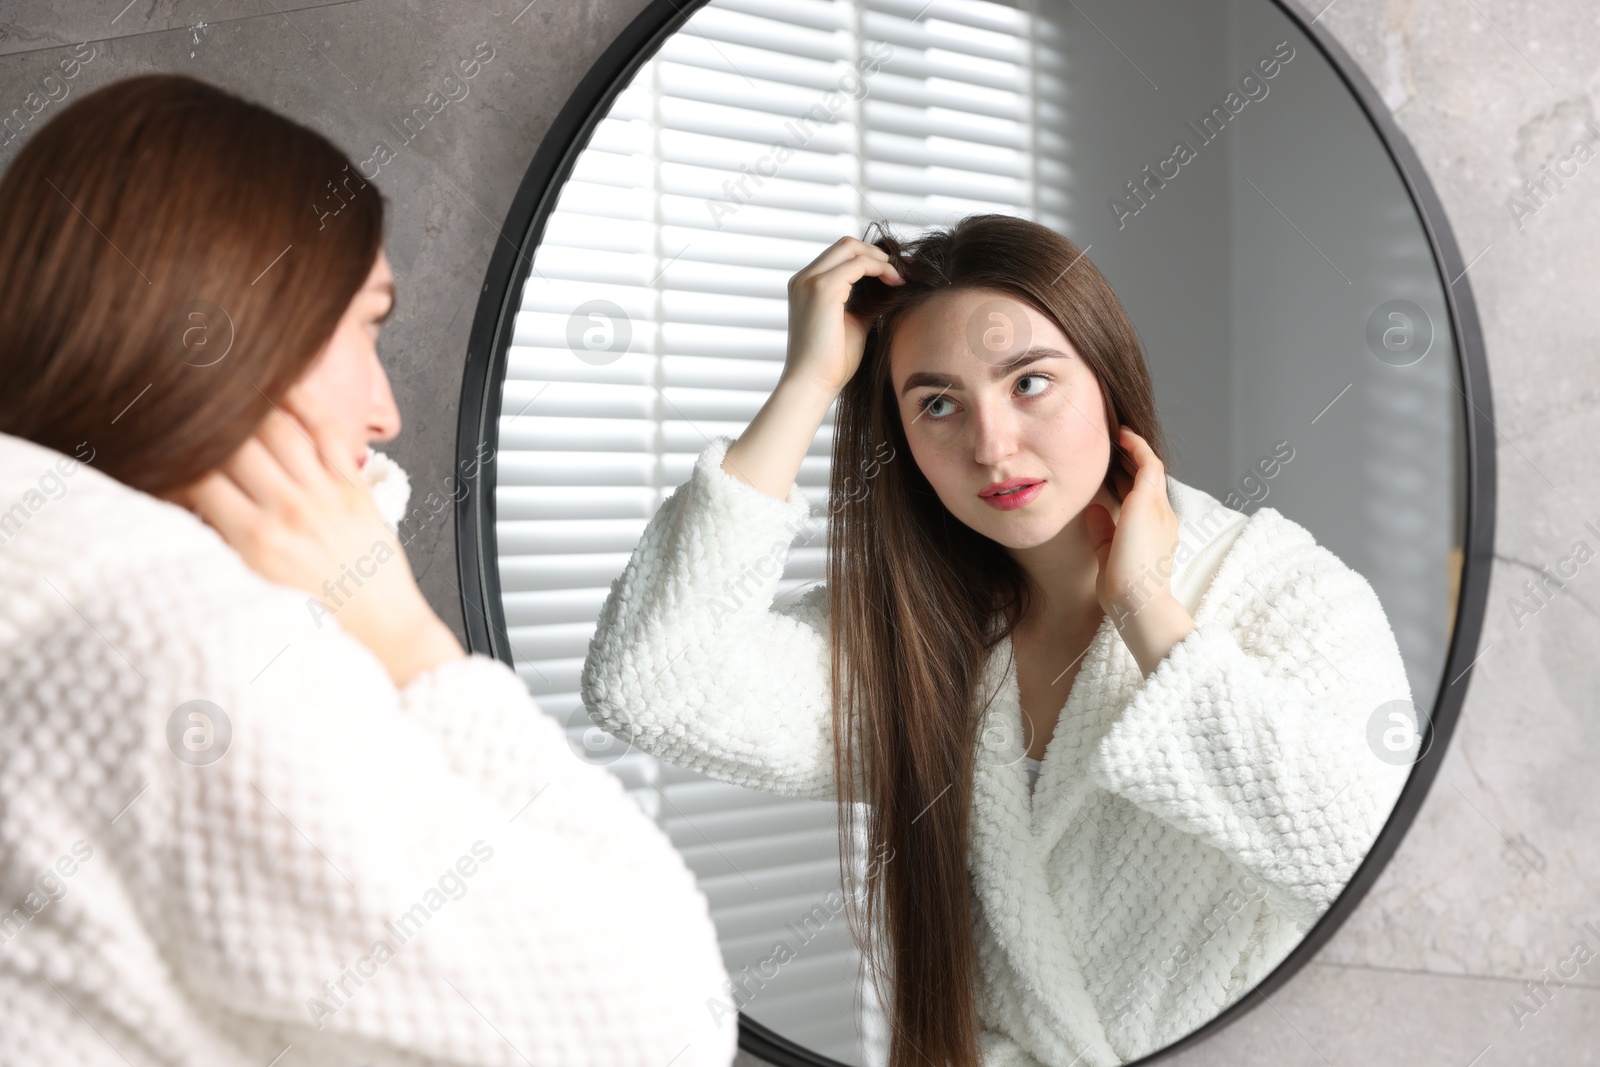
[
  {"x1": 0, "y1": 73, "x2": 384, "y2": 496},
  {"x1": 830, "y1": 214, "x2": 1167, "y2": 1067}
]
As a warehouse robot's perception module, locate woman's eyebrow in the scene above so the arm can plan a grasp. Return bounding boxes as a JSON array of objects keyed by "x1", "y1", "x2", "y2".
[{"x1": 898, "y1": 346, "x2": 1068, "y2": 397}]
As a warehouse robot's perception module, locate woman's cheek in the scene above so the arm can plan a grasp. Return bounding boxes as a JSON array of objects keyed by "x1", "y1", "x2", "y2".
[{"x1": 903, "y1": 427, "x2": 953, "y2": 498}]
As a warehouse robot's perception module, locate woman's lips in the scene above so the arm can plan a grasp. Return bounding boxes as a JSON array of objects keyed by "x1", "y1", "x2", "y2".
[{"x1": 980, "y1": 480, "x2": 1043, "y2": 510}]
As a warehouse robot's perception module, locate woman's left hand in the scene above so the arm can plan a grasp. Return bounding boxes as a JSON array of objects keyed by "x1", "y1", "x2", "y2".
[
  {"x1": 1085, "y1": 427, "x2": 1199, "y2": 676},
  {"x1": 1085, "y1": 426, "x2": 1180, "y2": 620}
]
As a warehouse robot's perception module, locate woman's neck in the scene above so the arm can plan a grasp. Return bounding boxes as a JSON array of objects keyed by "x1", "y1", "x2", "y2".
[{"x1": 1008, "y1": 481, "x2": 1121, "y2": 638}]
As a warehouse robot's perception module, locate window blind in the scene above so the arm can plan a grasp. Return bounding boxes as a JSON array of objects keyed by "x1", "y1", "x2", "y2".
[{"x1": 495, "y1": 0, "x2": 1042, "y2": 1061}]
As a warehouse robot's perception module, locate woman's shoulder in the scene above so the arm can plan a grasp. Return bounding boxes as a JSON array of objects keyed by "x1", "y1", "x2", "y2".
[
  {"x1": 1166, "y1": 473, "x2": 1380, "y2": 628},
  {"x1": 0, "y1": 434, "x2": 387, "y2": 834},
  {"x1": 0, "y1": 431, "x2": 339, "y2": 684},
  {"x1": 0, "y1": 430, "x2": 247, "y2": 576}
]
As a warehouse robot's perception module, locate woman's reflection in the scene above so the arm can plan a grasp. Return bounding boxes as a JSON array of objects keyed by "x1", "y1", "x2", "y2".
[{"x1": 582, "y1": 213, "x2": 1413, "y2": 1067}]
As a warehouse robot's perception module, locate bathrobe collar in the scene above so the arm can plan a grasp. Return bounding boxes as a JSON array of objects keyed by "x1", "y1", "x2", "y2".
[
  {"x1": 0, "y1": 431, "x2": 414, "y2": 538},
  {"x1": 966, "y1": 473, "x2": 1249, "y2": 1063}
]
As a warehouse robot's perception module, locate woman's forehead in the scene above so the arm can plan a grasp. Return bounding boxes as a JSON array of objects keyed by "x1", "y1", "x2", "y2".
[{"x1": 888, "y1": 290, "x2": 1074, "y2": 379}]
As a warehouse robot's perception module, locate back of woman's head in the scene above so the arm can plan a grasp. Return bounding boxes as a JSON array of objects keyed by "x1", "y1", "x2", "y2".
[
  {"x1": 0, "y1": 73, "x2": 385, "y2": 496},
  {"x1": 826, "y1": 213, "x2": 1166, "y2": 1067}
]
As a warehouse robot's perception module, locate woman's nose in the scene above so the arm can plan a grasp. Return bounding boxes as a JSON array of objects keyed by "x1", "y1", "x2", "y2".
[
  {"x1": 368, "y1": 363, "x2": 402, "y2": 443},
  {"x1": 970, "y1": 399, "x2": 1017, "y2": 465}
]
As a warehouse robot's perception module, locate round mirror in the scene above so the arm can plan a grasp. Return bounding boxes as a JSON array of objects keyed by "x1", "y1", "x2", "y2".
[{"x1": 455, "y1": 0, "x2": 1493, "y2": 1063}]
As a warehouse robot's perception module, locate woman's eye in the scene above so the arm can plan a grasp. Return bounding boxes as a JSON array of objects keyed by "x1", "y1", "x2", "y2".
[
  {"x1": 1016, "y1": 373, "x2": 1052, "y2": 397},
  {"x1": 917, "y1": 392, "x2": 955, "y2": 419}
]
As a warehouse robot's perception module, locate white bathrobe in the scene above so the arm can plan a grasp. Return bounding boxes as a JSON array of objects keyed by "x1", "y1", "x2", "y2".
[
  {"x1": 581, "y1": 435, "x2": 1414, "y2": 1067},
  {"x1": 0, "y1": 430, "x2": 737, "y2": 1067}
]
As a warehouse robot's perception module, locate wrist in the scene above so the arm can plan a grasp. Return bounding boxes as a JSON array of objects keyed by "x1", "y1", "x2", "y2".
[
  {"x1": 774, "y1": 371, "x2": 843, "y2": 413},
  {"x1": 382, "y1": 610, "x2": 467, "y2": 689},
  {"x1": 1107, "y1": 586, "x2": 1178, "y2": 622},
  {"x1": 723, "y1": 374, "x2": 837, "y2": 500},
  {"x1": 1111, "y1": 593, "x2": 1196, "y2": 679}
]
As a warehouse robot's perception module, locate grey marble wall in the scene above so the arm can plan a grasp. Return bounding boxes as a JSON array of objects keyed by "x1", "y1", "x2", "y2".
[{"x1": 0, "y1": 1, "x2": 1594, "y2": 1064}]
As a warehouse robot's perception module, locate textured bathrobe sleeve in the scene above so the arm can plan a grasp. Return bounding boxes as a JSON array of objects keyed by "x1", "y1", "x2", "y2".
[
  {"x1": 114, "y1": 576, "x2": 740, "y2": 1067},
  {"x1": 1085, "y1": 521, "x2": 1414, "y2": 932},
  {"x1": 580, "y1": 435, "x2": 844, "y2": 801},
  {"x1": 0, "y1": 436, "x2": 738, "y2": 1067}
]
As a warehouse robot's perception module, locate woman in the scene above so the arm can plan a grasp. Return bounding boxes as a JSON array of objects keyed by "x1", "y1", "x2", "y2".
[
  {"x1": 0, "y1": 74, "x2": 736, "y2": 1067},
  {"x1": 581, "y1": 216, "x2": 1414, "y2": 1067}
]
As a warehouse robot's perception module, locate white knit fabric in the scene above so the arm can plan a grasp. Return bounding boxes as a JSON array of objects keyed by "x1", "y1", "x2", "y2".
[
  {"x1": 0, "y1": 430, "x2": 738, "y2": 1067},
  {"x1": 1022, "y1": 756, "x2": 1042, "y2": 796},
  {"x1": 581, "y1": 435, "x2": 1414, "y2": 1067},
  {"x1": 360, "y1": 444, "x2": 413, "y2": 538}
]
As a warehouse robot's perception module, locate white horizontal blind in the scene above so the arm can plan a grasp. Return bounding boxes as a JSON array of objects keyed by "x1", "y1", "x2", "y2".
[{"x1": 495, "y1": 0, "x2": 1037, "y2": 1062}]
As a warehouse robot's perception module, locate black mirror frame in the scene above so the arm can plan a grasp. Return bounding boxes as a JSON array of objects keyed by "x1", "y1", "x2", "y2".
[{"x1": 452, "y1": 1, "x2": 1496, "y2": 1063}]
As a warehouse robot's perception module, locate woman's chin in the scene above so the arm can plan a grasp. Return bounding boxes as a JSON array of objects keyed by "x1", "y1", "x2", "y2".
[
  {"x1": 993, "y1": 530, "x2": 1057, "y2": 552},
  {"x1": 962, "y1": 512, "x2": 1061, "y2": 551}
]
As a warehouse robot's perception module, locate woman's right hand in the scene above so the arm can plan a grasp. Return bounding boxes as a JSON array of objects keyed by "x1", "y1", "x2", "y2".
[
  {"x1": 721, "y1": 236, "x2": 904, "y2": 501},
  {"x1": 781, "y1": 235, "x2": 904, "y2": 396}
]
